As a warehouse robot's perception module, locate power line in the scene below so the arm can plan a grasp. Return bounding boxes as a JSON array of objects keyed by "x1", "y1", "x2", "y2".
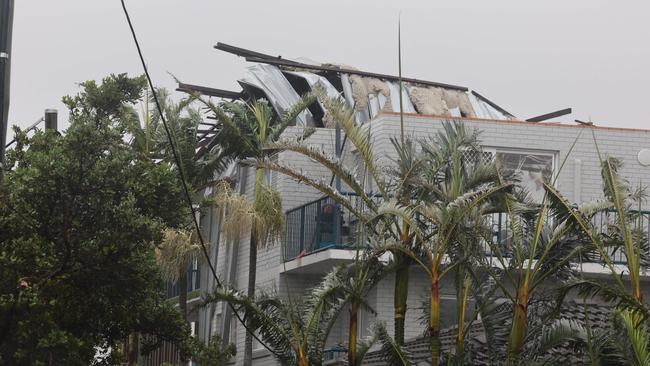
[{"x1": 119, "y1": 0, "x2": 279, "y2": 358}]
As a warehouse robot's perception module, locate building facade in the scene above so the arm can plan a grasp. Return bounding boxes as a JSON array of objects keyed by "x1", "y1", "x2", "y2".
[{"x1": 174, "y1": 44, "x2": 650, "y2": 365}]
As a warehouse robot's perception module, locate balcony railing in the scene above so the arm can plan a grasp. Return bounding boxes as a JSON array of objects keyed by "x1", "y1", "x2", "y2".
[
  {"x1": 285, "y1": 194, "x2": 650, "y2": 265},
  {"x1": 284, "y1": 195, "x2": 363, "y2": 261}
]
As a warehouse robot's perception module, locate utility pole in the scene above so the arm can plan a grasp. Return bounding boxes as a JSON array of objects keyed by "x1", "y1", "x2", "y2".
[{"x1": 0, "y1": 0, "x2": 15, "y2": 181}]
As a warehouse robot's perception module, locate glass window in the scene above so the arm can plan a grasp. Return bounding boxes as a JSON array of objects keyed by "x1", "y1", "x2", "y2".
[{"x1": 496, "y1": 150, "x2": 554, "y2": 203}]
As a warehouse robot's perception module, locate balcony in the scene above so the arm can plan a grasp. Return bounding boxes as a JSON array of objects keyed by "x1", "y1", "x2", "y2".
[
  {"x1": 284, "y1": 194, "x2": 650, "y2": 269},
  {"x1": 284, "y1": 195, "x2": 360, "y2": 260}
]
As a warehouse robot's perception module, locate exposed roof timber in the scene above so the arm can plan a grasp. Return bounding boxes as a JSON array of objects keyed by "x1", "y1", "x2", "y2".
[
  {"x1": 214, "y1": 42, "x2": 302, "y2": 65},
  {"x1": 176, "y1": 82, "x2": 242, "y2": 100},
  {"x1": 244, "y1": 56, "x2": 469, "y2": 91},
  {"x1": 574, "y1": 119, "x2": 594, "y2": 126},
  {"x1": 526, "y1": 108, "x2": 572, "y2": 122},
  {"x1": 471, "y1": 90, "x2": 515, "y2": 118}
]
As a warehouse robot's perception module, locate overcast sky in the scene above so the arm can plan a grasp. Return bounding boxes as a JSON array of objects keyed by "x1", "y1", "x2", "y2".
[{"x1": 8, "y1": 0, "x2": 650, "y2": 132}]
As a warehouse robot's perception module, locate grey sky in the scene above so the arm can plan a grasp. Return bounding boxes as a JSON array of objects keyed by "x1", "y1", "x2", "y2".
[{"x1": 9, "y1": 0, "x2": 650, "y2": 132}]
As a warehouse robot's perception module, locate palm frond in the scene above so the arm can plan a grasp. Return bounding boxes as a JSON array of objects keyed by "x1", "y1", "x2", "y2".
[
  {"x1": 264, "y1": 138, "x2": 376, "y2": 211},
  {"x1": 244, "y1": 158, "x2": 360, "y2": 218},
  {"x1": 156, "y1": 227, "x2": 203, "y2": 282},
  {"x1": 614, "y1": 309, "x2": 650, "y2": 366},
  {"x1": 316, "y1": 91, "x2": 388, "y2": 199},
  {"x1": 373, "y1": 322, "x2": 413, "y2": 366},
  {"x1": 268, "y1": 92, "x2": 318, "y2": 142}
]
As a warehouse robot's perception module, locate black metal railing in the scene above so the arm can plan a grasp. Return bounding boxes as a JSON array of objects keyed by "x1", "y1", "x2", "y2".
[
  {"x1": 486, "y1": 210, "x2": 650, "y2": 265},
  {"x1": 284, "y1": 195, "x2": 363, "y2": 260},
  {"x1": 284, "y1": 194, "x2": 650, "y2": 265}
]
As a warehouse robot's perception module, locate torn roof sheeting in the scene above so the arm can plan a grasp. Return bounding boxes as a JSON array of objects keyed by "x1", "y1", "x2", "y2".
[
  {"x1": 217, "y1": 42, "x2": 517, "y2": 126},
  {"x1": 239, "y1": 64, "x2": 314, "y2": 126}
]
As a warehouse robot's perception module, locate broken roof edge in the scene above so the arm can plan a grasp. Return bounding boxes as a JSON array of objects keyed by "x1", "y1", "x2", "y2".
[
  {"x1": 213, "y1": 41, "x2": 468, "y2": 91},
  {"x1": 378, "y1": 111, "x2": 650, "y2": 133},
  {"x1": 471, "y1": 90, "x2": 515, "y2": 118},
  {"x1": 245, "y1": 56, "x2": 469, "y2": 92},
  {"x1": 176, "y1": 82, "x2": 242, "y2": 99}
]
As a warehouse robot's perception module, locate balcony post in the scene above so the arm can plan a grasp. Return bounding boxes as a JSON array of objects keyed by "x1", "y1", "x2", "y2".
[{"x1": 299, "y1": 206, "x2": 305, "y2": 255}]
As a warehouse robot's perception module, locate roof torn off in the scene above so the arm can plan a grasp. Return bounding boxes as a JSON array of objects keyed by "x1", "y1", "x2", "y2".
[{"x1": 186, "y1": 42, "x2": 519, "y2": 127}]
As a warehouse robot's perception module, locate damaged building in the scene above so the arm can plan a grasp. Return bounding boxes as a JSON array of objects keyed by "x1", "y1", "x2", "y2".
[{"x1": 149, "y1": 42, "x2": 650, "y2": 366}]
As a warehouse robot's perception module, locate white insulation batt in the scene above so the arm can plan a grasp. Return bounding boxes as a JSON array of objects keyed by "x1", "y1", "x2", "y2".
[{"x1": 239, "y1": 63, "x2": 515, "y2": 126}]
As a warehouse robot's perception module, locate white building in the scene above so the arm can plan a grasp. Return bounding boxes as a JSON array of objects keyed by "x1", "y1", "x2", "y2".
[{"x1": 179, "y1": 43, "x2": 650, "y2": 366}]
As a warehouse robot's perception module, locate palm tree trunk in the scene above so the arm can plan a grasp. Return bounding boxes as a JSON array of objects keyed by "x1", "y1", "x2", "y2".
[
  {"x1": 394, "y1": 221, "x2": 411, "y2": 345},
  {"x1": 455, "y1": 272, "x2": 469, "y2": 360},
  {"x1": 244, "y1": 167, "x2": 264, "y2": 366},
  {"x1": 348, "y1": 302, "x2": 359, "y2": 366},
  {"x1": 243, "y1": 229, "x2": 258, "y2": 366},
  {"x1": 178, "y1": 266, "x2": 188, "y2": 322},
  {"x1": 507, "y1": 285, "x2": 528, "y2": 364},
  {"x1": 394, "y1": 254, "x2": 409, "y2": 345},
  {"x1": 430, "y1": 269, "x2": 441, "y2": 366},
  {"x1": 297, "y1": 350, "x2": 309, "y2": 366}
]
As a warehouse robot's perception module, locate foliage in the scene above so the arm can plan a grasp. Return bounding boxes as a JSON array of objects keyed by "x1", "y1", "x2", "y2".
[
  {"x1": 0, "y1": 75, "x2": 192, "y2": 365},
  {"x1": 187, "y1": 334, "x2": 236, "y2": 366},
  {"x1": 203, "y1": 271, "x2": 346, "y2": 366}
]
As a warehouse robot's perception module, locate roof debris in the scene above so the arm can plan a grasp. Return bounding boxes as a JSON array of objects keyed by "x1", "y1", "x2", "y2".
[{"x1": 181, "y1": 42, "x2": 576, "y2": 131}]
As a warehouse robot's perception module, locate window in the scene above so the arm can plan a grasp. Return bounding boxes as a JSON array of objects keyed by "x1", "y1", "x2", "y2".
[
  {"x1": 264, "y1": 154, "x2": 278, "y2": 187},
  {"x1": 188, "y1": 258, "x2": 200, "y2": 292},
  {"x1": 495, "y1": 150, "x2": 554, "y2": 203},
  {"x1": 229, "y1": 315, "x2": 238, "y2": 345}
]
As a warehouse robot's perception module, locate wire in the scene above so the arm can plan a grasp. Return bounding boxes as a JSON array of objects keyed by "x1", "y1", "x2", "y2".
[{"x1": 119, "y1": 0, "x2": 279, "y2": 358}]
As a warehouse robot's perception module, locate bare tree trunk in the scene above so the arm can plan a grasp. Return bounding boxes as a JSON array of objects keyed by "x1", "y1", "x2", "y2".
[{"x1": 126, "y1": 332, "x2": 139, "y2": 366}]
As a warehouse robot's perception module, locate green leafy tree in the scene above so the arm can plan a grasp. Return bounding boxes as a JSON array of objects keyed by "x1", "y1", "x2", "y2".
[{"x1": 0, "y1": 74, "x2": 192, "y2": 365}]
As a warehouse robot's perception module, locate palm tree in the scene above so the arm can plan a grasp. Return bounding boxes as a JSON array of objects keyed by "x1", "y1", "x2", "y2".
[
  {"x1": 548, "y1": 154, "x2": 650, "y2": 313},
  {"x1": 327, "y1": 255, "x2": 386, "y2": 366},
  {"x1": 156, "y1": 227, "x2": 203, "y2": 321},
  {"x1": 125, "y1": 87, "x2": 158, "y2": 159},
  {"x1": 203, "y1": 267, "x2": 347, "y2": 366},
  {"x1": 257, "y1": 93, "x2": 431, "y2": 346},
  {"x1": 379, "y1": 122, "x2": 511, "y2": 365},
  {"x1": 543, "y1": 145, "x2": 650, "y2": 364},
  {"x1": 465, "y1": 133, "x2": 605, "y2": 364},
  {"x1": 198, "y1": 95, "x2": 315, "y2": 365}
]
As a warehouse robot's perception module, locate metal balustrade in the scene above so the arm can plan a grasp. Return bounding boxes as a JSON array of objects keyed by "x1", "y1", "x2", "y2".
[
  {"x1": 284, "y1": 195, "x2": 362, "y2": 260},
  {"x1": 284, "y1": 194, "x2": 650, "y2": 266}
]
